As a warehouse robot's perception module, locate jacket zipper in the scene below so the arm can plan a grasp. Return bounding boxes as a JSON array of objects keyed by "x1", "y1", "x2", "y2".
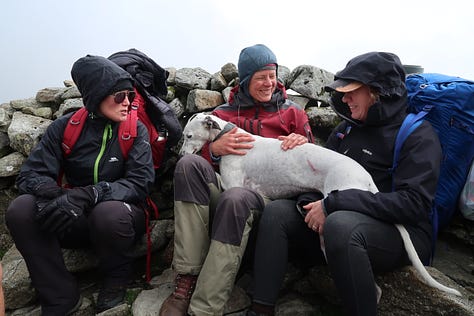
[{"x1": 94, "y1": 123, "x2": 112, "y2": 184}]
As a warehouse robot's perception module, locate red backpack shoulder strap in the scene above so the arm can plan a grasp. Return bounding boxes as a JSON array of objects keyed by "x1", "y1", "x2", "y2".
[
  {"x1": 118, "y1": 87, "x2": 140, "y2": 159},
  {"x1": 62, "y1": 107, "x2": 88, "y2": 157}
]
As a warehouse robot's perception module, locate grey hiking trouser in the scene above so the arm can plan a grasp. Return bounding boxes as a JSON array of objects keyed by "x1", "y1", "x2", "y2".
[{"x1": 173, "y1": 154, "x2": 266, "y2": 316}]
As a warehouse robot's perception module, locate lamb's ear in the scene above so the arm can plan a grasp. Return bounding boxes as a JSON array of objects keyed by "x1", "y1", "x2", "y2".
[{"x1": 204, "y1": 116, "x2": 221, "y2": 131}]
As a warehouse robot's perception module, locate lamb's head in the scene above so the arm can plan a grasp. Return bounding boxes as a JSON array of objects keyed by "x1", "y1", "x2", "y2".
[{"x1": 179, "y1": 113, "x2": 222, "y2": 155}]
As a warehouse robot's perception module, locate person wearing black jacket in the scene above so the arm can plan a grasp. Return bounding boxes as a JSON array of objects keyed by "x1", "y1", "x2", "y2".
[
  {"x1": 247, "y1": 52, "x2": 442, "y2": 316},
  {"x1": 5, "y1": 55, "x2": 155, "y2": 314}
]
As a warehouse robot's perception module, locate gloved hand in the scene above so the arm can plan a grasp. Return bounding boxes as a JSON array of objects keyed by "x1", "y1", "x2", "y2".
[
  {"x1": 34, "y1": 182, "x2": 66, "y2": 199},
  {"x1": 36, "y1": 186, "x2": 98, "y2": 234},
  {"x1": 34, "y1": 182, "x2": 67, "y2": 213}
]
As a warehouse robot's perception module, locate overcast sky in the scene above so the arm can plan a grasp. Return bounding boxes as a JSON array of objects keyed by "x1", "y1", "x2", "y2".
[{"x1": 1, "y1": 0, "x2": 473, "y2": 104}]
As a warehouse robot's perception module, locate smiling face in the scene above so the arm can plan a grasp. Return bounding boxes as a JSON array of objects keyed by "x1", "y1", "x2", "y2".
[
  {"x1": 341, "y1": 85, "x2": 376, "y2": 122},
  {"x1": 98, "y1": 90, "x2": 132, "y2": 122},
  {"x1": 248, "y1": 69, "x2": 277, "y2": 103}
]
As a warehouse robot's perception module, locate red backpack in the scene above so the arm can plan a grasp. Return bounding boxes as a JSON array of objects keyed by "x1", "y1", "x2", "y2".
[
  {"x1": 62, "y1": 87, "x2": 167, "y2": 170},
  {"x1": 61, "y1": 88, "x2": 161, "y2": 281}
]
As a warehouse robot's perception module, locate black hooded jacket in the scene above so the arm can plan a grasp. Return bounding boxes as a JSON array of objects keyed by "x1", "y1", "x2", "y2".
[
  {"x1": 324, "y1": 52, "x2": 442, "y2": 238},
  {"x1": 16, "y1": 56, "x2": 155, "y2": 204}
]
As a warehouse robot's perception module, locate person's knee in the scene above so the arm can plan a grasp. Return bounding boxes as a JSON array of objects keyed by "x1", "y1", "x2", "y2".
[
  {"x1": 5, "y1": 195, "x2": 36, "y2": 228},
  {"x1": 261, "y1": 199, "x2": 295, "y2": 227},
  {"x1": 89, "y1": 202, "x2": 134, "y2": 238},
  {"x1": 324, "y1": 211, "x2": 366, "y2": 252},
  {"x1": 215, "y1": 188, "x2": 251, "y2": 220},
  {"x1": 325, "y1": 211, "x2": 353, "y2": 233},
  {"x1": 211, "y1": 188, "x2": 263, "y2": 244},
  {"x1": 175, "y1": 154, "x2": 207, "y2": 174},
  {"x1": 216, "y1": 188, "x2": 264, "y2": 219}
]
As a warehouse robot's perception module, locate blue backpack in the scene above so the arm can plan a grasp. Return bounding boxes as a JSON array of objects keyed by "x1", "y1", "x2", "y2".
[{"x1": 393, "y1": 73, "x2": 474, "y2": 251}]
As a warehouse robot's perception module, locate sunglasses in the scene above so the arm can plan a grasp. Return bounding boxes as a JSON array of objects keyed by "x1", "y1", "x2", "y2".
[{"x1": 112, "y1": 90, "x2": 136, "y2": 104}]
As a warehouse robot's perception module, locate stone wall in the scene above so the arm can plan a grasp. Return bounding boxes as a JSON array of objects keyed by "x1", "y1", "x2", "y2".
[{"x1": 0, "y1": 63, "x2": 473, "y2": 315}]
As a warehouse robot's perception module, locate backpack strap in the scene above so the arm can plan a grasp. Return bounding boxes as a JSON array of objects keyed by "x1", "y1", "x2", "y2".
[
  {"x1": 62, "y1": 107, "x2": 89, "y2": 157},
  {"x1": 59, "y1": 107, "x2": 89, "y2": 187},
  {"x1": 117, "y1": 87, "x2": 140, "y2": 159},
  {"x1": 391, "y1": 105, "x2": 434, "y2": 264},
  {"x1": 390, "y1": 106, "x2": 432, "y2": 190},
  {"x1": 144, "y1": 196, "x2": 159, "y2": 282}
]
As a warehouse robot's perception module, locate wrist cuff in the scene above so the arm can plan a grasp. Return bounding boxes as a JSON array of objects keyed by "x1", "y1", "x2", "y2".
[
  {"x1": 321, "y1": 198, "x2": 328, "y2": 216},
  {"x1": 93, "y1": 182, "x2": 111, "y2": 202},
  {"x1": 209, "y1": 143, "x2": 221, "y2": 162}
]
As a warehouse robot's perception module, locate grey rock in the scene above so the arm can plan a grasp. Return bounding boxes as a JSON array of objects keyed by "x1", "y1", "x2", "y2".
[
  {"x1": 0, "y1": 152, "x2": 25, "y2": 177},
  {"x1": 55, "y1": 98, "x2": 84, "y2": 118},
  {"x1": 0, "y1": 107, "x2": 13, "y2": 133},
  {"x1": 288, "y1": 65, "x2": 334, "y2": 104},
  {"x1": 210, "y1": 71, "x2": 227, "y2": 92},
  {"x1": 60, "y1": 85, "x2": 81, "y2": 101},
  {"x1": 0, "y1": 132, "x2": 11, "y2": 158},
  {"x1": 2, "y1": 246, "x2": 36, "y2": 309},
  {"x1": 186, "y1": 89, "x2": 224, "y2": 113},
  {"x1": 22, "y1": 106, "x2": 53, "y2": 119},
  {"x1": 10, "y1": 97, "x2": 46, "y2": 111},
  {"x1": 222, "y1": 87, "x2": 233, "y2": 104},
  {"x1": 221, "y1": 63, "x2": 238, "y2": 83},
  {"x1": 175, "y1": 67, "x2": 211, "y2": 90},
  {"x1": 166, "y1": 67, "x2": 177, "y2": 86},
  {"x1": 164, "y1": 86, "x2": 176, "y2": 103},
  {"x1": 169, "y1": 98, "x2": 185, "y2": 119},
  {"x1": 7, "y1": 112, "x2": 52, "y2": 156},
  {"x1": 35, "y1": 87, "x2": 65, "y2": 103},
  {"x1": 278, "y1": 65, "x2": 291, "y2": 87},
  {"x1": 132, "y1": 285, "x2": 169, "y2": 316}
]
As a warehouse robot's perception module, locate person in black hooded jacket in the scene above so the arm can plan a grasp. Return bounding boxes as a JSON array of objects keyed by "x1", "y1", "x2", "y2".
[
  {"x1": 6, "y1": 55, "x2": 155, "y2": 314},
  {"x1": 247, "y1": 52, "x2": 442, "y2": 316}
]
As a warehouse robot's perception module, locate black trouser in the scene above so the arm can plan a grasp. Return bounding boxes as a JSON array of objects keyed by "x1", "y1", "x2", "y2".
[
  {"x1": 6, "y1": 194, "x2": 145, "y2": 315},
  {"x1": 252, "y1": 199, "x2": 325, "y2": 305},
  {"x1": 252, "y1": 201, "x2": 431, "y2": 316},
  {"x1": 324, "y1": 211, "x2": 430, "y2": 316}
]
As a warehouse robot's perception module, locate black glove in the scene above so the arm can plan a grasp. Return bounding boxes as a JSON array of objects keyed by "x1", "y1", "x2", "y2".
[
  {"x1": 34, "y1": 182, "x2": 67, "y2": 213},
  {"x1": 36, "y1": 186, "x2": 98, "y2": 234},
  {"x1": 34, "y1": 182, "x2": 66, "y2": 199}
]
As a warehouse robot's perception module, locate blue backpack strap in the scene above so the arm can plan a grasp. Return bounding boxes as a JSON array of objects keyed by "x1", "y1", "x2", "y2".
[
  {"x1": 390, "y1": 106, "x2": 432, "y2": 190},
  {"x1": 391, "y1": 105, "x2": 434, "y2": 265}
]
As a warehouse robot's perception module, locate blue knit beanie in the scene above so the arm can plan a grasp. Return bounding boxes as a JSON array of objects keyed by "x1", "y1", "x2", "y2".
[{"x1": 238, "y1": 44, "x2": 278, "y2": 94}]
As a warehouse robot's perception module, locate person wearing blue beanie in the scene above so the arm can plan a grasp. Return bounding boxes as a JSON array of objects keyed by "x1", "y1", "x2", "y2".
[
  {"x1": 160, "y1": 44, "x2": 314, "y2": 316},
  {"x1": 237, "y1": 44, "x2": 278, "y2": 97}
]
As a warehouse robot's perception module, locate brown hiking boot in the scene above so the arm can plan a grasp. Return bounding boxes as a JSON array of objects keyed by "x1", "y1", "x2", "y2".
[{"x1": 159, "y1": 274, "x2": 198, "y2": 316}]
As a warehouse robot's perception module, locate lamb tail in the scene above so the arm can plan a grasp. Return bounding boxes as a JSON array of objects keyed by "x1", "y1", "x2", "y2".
[{"x1": 395, "y1": 224, "x2": 462, "y2": 296}]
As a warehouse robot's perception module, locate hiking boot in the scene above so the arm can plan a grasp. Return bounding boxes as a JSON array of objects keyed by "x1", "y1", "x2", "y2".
[
  {"x1": 159, "y1": 274, "x2": 197, "y2": 316},
  {"x1": 95, "y1": 285, "x2": 126, "y2": 313}
]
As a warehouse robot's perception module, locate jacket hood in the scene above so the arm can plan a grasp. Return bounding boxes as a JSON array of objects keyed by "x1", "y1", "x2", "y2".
[
  {"x1": 326, "y1": 51, "x2": 406, "y2": 97},
  {"x1": 238, "y1": 44, "x2": 278, "y2": 98},
  {"x1": 71, "y1": 55, "x2": 133, "y2": 112},
  {"x1": 326, "y1": 52, "x2": 407, "y2": 126}
]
